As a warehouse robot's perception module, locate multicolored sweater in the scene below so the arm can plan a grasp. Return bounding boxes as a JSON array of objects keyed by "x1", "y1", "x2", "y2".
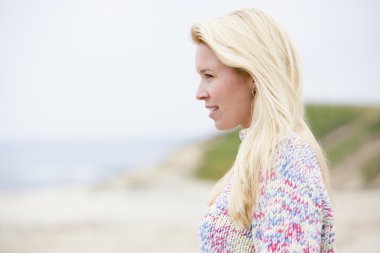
[{"x1": 198, "y1": 133, "x2": 335, "y2": 252}]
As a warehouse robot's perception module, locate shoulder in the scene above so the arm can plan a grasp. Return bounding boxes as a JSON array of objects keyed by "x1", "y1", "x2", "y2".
[
  {"x1": 257, "y1": 133, "x2": 324, "y2": 199},
  {"x1": 274, "y1": 133, "x2": 321, "y2": 184},
  {"x1": 252, "y1": 134, "x2": 335, "y2": 251},
  {"x1": 277, "y1": 133, "x2": 317, "y2": 164}
]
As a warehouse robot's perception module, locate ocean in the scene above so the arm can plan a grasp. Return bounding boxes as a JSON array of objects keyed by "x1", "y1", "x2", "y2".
[{"x1": 0, "y1": 137, "x2": 187, "y2": 191}]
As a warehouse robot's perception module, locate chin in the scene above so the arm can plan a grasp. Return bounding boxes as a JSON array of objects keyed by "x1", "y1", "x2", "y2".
[{"x1": 214, "y1": 121, "x2": 236, "y2": 131}]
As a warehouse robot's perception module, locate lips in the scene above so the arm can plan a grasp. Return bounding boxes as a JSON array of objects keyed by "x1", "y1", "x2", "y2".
[
  {"x1": 206, "y1": 105, "x2": 219, "y2": 118},
  {"x1": 206, "y1": 105, "x2": 218, "y2": 111}
]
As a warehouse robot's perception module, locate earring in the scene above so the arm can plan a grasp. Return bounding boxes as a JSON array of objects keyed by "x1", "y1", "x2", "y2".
[{"x1": 251, "y1": 79, "x2": 256, "y2": 97}]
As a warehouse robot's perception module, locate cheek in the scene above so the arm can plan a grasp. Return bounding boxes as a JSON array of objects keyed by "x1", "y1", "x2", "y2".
[
  {"x1": 211, "y1": 75, "x2": 252, "y2": 108},
  {"x1": 230, "y1": 88, "x2": 253, "y2": 116},
  {"x1": 216, "y1": 81, "x2": 239, "y2": 102},
  {"x1": 209, "y1": 82, "x2": 230, "y2": 102},
  {"x1": 226, "y1": 85, "x2": 251, "y2": 106}
]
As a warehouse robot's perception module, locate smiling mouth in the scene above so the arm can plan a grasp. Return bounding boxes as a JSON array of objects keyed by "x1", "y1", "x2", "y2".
[{"x1": 206, "y1": 106, "x2": 219, "y2": 118}]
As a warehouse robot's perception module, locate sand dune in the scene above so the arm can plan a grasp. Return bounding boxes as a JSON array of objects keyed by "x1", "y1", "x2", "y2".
[
  {"x1": 0, "y1": 143, "x2": 379, "y2": 253},
  {"x1": 0, "y1": 173, "x2": 213, "y2": 253}
]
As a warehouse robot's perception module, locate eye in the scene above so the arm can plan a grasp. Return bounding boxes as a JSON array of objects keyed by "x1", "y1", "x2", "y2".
[{"x1": 204, "y1": 74, "x2": 214, "y2": 80}]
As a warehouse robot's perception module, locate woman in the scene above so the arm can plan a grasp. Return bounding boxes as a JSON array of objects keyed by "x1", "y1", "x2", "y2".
[{"x1": 191, "y1": 8, "x2": 336, "y2": 252}]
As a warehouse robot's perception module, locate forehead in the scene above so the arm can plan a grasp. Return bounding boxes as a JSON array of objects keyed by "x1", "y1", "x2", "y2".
[{"x1": 195, "y1": 43, "x2": 222, "y2": 72}]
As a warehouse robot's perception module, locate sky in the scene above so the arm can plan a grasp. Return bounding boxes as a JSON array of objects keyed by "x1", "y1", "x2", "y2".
[{"x1": 1, "y1": 0, "x2": 379, "y2": 141}]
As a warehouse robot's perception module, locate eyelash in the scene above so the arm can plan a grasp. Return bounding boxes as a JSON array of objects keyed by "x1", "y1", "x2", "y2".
[{"x1": 204, "y1": 74, "x2": 213, "y2": 79}]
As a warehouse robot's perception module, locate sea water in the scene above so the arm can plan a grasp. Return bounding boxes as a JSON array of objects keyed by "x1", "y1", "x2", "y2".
[{"x1": 0, "y1": 137, "x2": 187, "y2": 191}]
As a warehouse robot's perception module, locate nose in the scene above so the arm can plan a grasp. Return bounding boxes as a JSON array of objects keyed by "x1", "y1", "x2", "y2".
[{"x1": 195, "y1": 82, "x2": 209, "y2": 100}]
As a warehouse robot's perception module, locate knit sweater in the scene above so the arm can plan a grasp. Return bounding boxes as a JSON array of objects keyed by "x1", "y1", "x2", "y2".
[{"x1": 198, "y1": 133, "x2": 336, "y2": 252}]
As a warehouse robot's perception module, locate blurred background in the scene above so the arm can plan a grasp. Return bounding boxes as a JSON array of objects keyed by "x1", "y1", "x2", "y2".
[{"x1": 0, "y1": 0, "x2": 379, "y2": 252}]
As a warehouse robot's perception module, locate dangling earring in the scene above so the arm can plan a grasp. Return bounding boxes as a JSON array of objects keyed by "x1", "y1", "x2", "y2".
[{"x1": 251, "y1": 79, "x2": 256, "y2": 97}]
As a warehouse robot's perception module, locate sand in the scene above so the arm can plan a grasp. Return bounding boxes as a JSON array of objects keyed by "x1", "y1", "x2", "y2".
[
  {"x1": 0, "y1": 173, "x2": 213, "y2": 253},
  {"x1": 0, "y1": 143, "x2": 379, "y2": 253}
]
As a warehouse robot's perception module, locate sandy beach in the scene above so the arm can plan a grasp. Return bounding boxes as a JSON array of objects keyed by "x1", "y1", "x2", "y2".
[
  {"x1": 0, "y1": 174, "x2": 213, "y2": 253},
  {"x1": 0, "y1": 143, "x2": 379, "y2": 253}
]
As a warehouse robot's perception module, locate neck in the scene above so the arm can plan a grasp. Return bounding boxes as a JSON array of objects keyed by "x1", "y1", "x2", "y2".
[{"x1": 239, "y1": 128, "x2": 248, "y2": 141}]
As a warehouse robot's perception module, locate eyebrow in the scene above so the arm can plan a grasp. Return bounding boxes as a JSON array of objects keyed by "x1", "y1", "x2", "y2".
[{"x1": 198, "y1": 68, "x2": 212, "y2": 74}]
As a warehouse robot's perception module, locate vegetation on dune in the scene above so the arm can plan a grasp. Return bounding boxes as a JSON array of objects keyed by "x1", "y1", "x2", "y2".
[
  {"x1": 367, "y1": 116, "x2": 380, "y2": 134},
  {"x1": 322, "y1": 106, "x2": 380, "y2": 168},
  {"x1": 195, "y1": 131, "x2": 240, "y2": 180},
  {"x1": 362, "y1": 155, "x2": 380, "y2": 185},
  {"x1": 195, "y1": 105, "x2": 380, "y2": 186},
  {"x1": 326, "y1": 135, "x2": 361, "y2": 166},
  {"x1": 305, "y1": 105, "x2": 362, "y2": 139}
]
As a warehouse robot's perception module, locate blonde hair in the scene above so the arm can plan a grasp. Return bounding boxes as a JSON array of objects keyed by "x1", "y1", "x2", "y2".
[{"x1": 191, "y1": 8, "x2": 330, "y2": 229}]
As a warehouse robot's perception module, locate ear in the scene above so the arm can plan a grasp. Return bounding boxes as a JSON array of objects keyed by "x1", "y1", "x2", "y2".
[{"x1": 251, "y1": 78, "x2": 256, "y2": 90}]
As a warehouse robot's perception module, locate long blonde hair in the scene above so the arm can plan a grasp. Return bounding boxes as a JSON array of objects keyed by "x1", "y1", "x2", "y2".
[{"x1": 191, "y1": 8, "x2": 330, "y2": 229}]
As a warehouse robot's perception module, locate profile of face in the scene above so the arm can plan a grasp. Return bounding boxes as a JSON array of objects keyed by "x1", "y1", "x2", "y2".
[{"x1": 195, "y1": 43, "x2": 254, "y2": 130}]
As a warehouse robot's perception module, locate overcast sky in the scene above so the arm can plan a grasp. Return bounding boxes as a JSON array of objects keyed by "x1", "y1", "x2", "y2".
[{"x1": 1, "y1": 0, "x2": 379, "y2": 141}]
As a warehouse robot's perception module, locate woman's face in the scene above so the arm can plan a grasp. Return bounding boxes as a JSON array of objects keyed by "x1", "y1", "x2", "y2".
[{"x1": 195, "y1": 43, "x2": 254, "y2": 130}]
